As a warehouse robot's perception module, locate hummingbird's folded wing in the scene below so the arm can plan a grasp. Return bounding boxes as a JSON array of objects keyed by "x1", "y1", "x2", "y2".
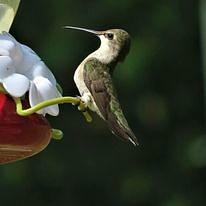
[
  {"x1": 83, "y1": 58, "x2": 116, "y2": 119},
  {"x1": 83, "y1": 58, "x2": 138, "y2": 146}
]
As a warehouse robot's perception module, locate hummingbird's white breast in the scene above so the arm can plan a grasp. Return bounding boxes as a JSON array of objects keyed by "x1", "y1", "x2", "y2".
[
  {"x1": 73, "y1": 38, "x2": 118, "y2": 115},
  {"x1": 74, "y1": 57, "x2": 98, "y2": 112}
]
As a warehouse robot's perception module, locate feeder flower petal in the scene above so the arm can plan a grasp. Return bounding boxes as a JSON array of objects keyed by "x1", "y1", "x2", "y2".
[
  {"x1": 16, "y1": 44, "x2": 41, "y2": 74},
  {"x1": 28, "y1": 60, "x2": 56, "y2": 86},
  {"x1": 0, "y1": 32, "x2": 62, "y2": 115},
  {"x1": 0, "y1": 48, "x2": 9, "y2": 56},
  {"x1": 29, "y1": 76, "x2": 60, "y2": 116},
  {"x1": 2, "y1": 73, "x2": 30, "y2": 97},
  {"x1": 0, "y1": 36, "x2": 15, "y2": 53},
  {"x1": 0, "y1": 55, "x2": 14, "y2": 79}
]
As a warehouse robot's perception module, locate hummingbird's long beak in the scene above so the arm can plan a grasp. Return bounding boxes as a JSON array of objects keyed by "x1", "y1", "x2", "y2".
[{"x1": 63, "y1": 26, "x2": 103, "y2": 36}]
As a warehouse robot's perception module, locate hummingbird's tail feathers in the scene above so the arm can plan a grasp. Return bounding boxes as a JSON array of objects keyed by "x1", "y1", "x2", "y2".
[
  {"x1": 128, "y1": 137, "x2": 139, "y2": 146},
  {"x1": 106, "y1": 113, "x2": 138, "y2": 146}
]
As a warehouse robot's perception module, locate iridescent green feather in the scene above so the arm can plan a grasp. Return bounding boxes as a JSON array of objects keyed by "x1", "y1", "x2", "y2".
[{"x1": 84, "y1": 58, "x2": 137, "y2": 145}]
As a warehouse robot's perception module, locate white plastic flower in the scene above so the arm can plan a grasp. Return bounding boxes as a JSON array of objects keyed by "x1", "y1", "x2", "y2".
[{"x1": 0, "y1": 31, "x2": 61, "y2": 116}]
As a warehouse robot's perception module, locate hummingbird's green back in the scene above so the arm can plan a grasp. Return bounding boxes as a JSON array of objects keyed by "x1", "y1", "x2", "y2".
[{"x1": 83, "y1": 58, "x2": 138, "y2": 145}]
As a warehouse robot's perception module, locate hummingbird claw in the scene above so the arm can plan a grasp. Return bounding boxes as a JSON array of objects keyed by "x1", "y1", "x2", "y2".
[
  {"x1": 72, "y1": 95, "x2": 92, "y2": 122},
  {"x1": 78, "y1": 100, "x2": 93, "y2": 123},
  {"x1": 73, "y1": 94, "x2": 88, "y2": 111},
  {"x1": 78, "y1": 101, "x2": 87, "y2": 112},
  {"x1": 72, "y1": 96, "x2": 81, "y2": 106}
]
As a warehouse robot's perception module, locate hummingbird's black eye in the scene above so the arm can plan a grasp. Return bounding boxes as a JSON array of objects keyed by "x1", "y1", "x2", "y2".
[{"x1": 105, "y1": 33, "x2": 114, "y2": 40}]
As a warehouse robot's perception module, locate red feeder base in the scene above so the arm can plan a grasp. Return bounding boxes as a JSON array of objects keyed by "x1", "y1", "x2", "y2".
[{"x1": 0, "y1": 93, "x2": 52, "y2": 164}]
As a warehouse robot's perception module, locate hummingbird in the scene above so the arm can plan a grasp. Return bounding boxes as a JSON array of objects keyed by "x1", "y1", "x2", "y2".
[{"x1": 64, "y1": 26, "x2": 138, "y2": 146}]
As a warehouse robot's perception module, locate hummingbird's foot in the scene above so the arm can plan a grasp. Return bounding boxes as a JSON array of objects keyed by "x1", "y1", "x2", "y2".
[
  {"x1": 72, "y1": 96, "x2": 92, "y2": 123},
  {"x1": 78, "y1": 100, "x2": 88, "y2": 113},
  {"x1": 78, "y1": 102, "x2": 93, "y2": 123},
  {"x1": 72, "y1": 95, "x2": 88, "y2": 112},
  {"x1": 71, "y1": 96, "x2": 81, "y2": 106},
  {"x1": 71, "y1": 95, "x2": 92, "y2": 122}
]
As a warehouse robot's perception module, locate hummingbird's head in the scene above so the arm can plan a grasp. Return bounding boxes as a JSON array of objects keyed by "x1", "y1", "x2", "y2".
[
  {"x1": 99, "y1": 29, "x2": 131, "y2": 62},
  {"x1": 63, "y1": 26, "x2": 131, "y2": 64}
]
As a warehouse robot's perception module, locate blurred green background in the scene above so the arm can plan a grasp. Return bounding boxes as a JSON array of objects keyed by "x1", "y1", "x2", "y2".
[{"x1": 1, "y1": 0, "x2": 205, "y2": 206}]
